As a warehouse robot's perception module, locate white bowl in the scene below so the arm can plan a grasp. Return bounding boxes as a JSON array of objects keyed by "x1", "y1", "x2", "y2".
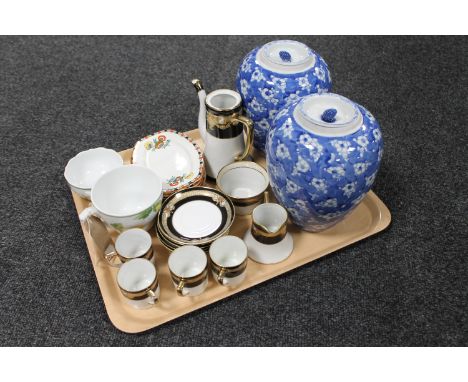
[
  {"x1": 64, "y1": 147, "x2": 123, "y2": 199},
  {"x1": 216, "y1": 161, "x2": 269, "y2": 215},
  {"x1": 79, "y1": 165, "x2": 163, "y2": 232}
]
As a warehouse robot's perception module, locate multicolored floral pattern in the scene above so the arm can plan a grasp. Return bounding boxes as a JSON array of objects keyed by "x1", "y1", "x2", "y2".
[
  {"x1": 266, "y1": 99, "x2": 383, "y2": 232},
  {"x1": 166, "y1": 172, "x2": 194, "y2": 187},
  {"x1": 143, "y1": 134, "x2": 171, "y2": 150},
  {"x1": 236, "y1": 45, "x2": 332, "y2": 152},
  {"x1": 133, "y1": 129, "x2": 206, "y2": 197}
]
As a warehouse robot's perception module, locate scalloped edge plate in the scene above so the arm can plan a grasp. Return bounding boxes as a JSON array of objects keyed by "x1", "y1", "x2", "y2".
[{"x1": 132, "y1": 129, "x2": 205, "y2": 196}]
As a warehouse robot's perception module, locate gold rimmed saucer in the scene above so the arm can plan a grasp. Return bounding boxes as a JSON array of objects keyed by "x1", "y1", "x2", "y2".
[{"x1": 156, "y1": 186, "x2": 235, "y2": 248}]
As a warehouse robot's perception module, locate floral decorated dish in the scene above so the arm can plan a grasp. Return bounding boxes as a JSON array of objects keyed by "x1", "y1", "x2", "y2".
[{"x1": 132, "y1": 130, "x2": 205, "y2": 197}]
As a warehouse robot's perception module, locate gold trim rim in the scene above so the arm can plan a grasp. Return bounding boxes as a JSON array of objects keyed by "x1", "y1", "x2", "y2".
[
  {"x1": 216, "y1": 161, "x2": 269, "y2": 204},
  {"x1": 157, "y1": 186, "x2": 236, "y2": 246}
]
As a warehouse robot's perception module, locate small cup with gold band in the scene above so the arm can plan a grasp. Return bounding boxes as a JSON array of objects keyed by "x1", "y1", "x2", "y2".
[
  {"x1": 116, "y1": 258, "x2": 160, "y2": 309},
  {"x1": 209, "y1": 235, "x2": 248, "y2": 287},
  {"x1": 168, "y1": 246, "x2": 209, "y2": 297},
  {"x1": 105, "y1": 228, "x2": 154, "y2": 267}
]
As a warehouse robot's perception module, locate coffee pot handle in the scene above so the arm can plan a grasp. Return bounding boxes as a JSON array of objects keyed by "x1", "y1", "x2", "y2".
[{"x1": 232, "y1": 115, "x2": 254, "y2": 161}]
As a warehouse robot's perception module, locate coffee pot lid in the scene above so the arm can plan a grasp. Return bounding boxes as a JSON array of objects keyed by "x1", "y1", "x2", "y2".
[
  {"x1": 293, "y1": 93, "x2": 363, "y2": 137},
  {"x1": 256, "y1": 40, "x2": 316, "y2": 74}
]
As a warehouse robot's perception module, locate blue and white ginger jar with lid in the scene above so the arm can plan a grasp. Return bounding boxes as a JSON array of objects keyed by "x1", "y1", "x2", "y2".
[
  {"x1": 266, "y1": 93, "x2": 383, "y2": 232},
  {"x1": 236, "y1": 40, "x2": 332, "y2": 152}
]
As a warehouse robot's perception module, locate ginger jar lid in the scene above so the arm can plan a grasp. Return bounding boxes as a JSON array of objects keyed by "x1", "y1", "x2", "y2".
[
  {"x1": 293, "y1": 93, "x2": 363, "y2": 137},
  {"x1": 256, "y1": 40, "x2": 316, "y2": 74}
]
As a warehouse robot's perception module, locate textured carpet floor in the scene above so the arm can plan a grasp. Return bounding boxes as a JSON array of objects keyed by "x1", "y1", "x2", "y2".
[{"x1": 0, "y1": 36, "x2": 466, "y2": 346}]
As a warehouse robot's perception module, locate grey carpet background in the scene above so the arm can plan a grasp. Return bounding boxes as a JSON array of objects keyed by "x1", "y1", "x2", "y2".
[{"x1": 0, "y1": 36, "x2": 467, "y2": 346}]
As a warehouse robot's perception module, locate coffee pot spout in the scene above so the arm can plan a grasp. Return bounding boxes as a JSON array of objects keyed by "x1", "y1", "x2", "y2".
[{"x1": 191, "y1": 79, "x2": 207, "y2": 142}]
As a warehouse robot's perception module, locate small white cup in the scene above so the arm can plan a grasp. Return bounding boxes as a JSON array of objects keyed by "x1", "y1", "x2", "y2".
[
  {"x1": 168, "y1": 246, "x2": 208, "y2": 297},
  {"x1": 209, "y1": 236, "x2": 248, "y2": 287},
  {"x1": 64, "y1": 147, "x2": 123, "y2": 200},
  {"x1": 116, "y1": 258, "x2": 160, "y2": 309},
  {"x1": 105, "y1": 228, "x2": 154, "y2": 267}
]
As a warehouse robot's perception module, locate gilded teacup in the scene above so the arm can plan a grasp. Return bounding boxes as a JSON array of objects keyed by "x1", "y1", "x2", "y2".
[
  {"x1": 105, "y1": 228, "x2": 154, "y2": 267},
  {"x1": 117, "y1": 258, "x2": 160, "y2": 309},
  {"x1": 209, "y1": 235, "x2": 248, "y2": 287},
  {"x1": 216, "y1": 161, "x2": 269, "y2": 216},
  {"x1": 168, "y1": 245, "x2": 208, "y2": 297}
]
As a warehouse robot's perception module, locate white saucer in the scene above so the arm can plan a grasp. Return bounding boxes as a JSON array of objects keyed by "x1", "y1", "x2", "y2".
[{"x1": 243, "y1": 229, "x2": 293, "y2": 264}]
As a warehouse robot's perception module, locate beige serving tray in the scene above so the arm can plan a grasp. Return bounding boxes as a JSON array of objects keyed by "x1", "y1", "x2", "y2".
[{"x1": 72, "y1": 129, "x2": 391, "y2": 333}]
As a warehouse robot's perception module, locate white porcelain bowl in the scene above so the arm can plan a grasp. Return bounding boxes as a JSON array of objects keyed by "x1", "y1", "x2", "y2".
[
  {"x1": 79, "y1": 165, "x2": 163, "y2": 232},
  {"x1": 217, "y1": 161, "x2": 269, "y2": 215},
  {"x1": 64, "y1": 147, "x2": 123, "y2": 199}
]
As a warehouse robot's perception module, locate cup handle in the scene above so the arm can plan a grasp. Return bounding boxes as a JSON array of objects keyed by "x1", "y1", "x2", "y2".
[
  {"x1": 146, "y1": 288, "x2": 159, "y2": 305},
  {"x1": 176, "y1": 280, "x2": 187, "y2": 296},
  {"x1": 79, "y1": 205, "x2": 98, "y2": 223},
  {"x1": 217, "y1": 268, "x2": 226, "y2": 285},
  {"x1": 263, "y1": 190, "x2": 269, "y2": 204},
  {"x1": 232, "y1": 115, "x2": 254, "y2": 161},
  {"x1": 104, "y1": 246, "x2": 121, "y2": 268}
]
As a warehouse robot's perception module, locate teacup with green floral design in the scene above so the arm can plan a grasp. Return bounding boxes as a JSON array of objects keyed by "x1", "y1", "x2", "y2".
[{"x1": 79, "y1": 165, "x2": 163, "y2": 232}]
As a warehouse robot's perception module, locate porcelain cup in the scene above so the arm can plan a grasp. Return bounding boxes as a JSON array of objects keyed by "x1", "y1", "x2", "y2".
[
  {"x1": 64, "y1": 147, "x2": 123, "y2": 199},
  {"x1": 168, "y1": 245, "x2": 208, "y2": 297},
  {"x1": 116, "y1": 258, "x2": 160, "y2": 309},
  {"x1": 79, "y1": 165, "x2": 163, "y2": 232},
  {"x1": 209, "y1": 235, "x2": 248, "y2": 287},
  {"x1": 105, "y1": 228, "x2": 154, "y2": 267},
  {"x1": 216, "y1": 161, "x2": 269, "y2": 216}
]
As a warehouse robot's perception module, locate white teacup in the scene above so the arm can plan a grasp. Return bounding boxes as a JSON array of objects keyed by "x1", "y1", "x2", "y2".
[
  {"x1": 168, "y1": 245, "x2": 208, "y2": 297},
  {"x1": 216, "y1": 161, "x2": 269, "y2": 216},
  {"x1": 105, "y1": 228, "x2": 154, "y2": 267},
  {"x1": 79, "y1": 165, "x2": 163, "y2": 232},
  {"x1": 209, "y1": 235, "x2": 247, "y2": 287},
  {"x1": 64, "y1": 147, "x2": 123, "y2": 199},
  {"x1": 117, "y1": 258, "x2": 160, "y2": 309}
]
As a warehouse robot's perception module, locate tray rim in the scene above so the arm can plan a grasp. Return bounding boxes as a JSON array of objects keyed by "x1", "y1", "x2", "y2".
[{"x1": 72, "y1": 130, "x2": 392, "y2": 334}]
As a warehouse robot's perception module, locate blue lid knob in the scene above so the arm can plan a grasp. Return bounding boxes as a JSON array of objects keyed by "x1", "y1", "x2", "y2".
[
  {"x1": 279, "y1": 50, "x2": 292, "y2": 63},
  {"x1": 321, "y1": 108, "x2": 337, "y2": 123}
]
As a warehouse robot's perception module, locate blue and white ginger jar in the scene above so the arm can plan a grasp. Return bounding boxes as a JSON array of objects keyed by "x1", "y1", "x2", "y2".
[
  {"x1": 266, "y1": 93, "x2": 383, "y2": 232},
  {"x1": 236, "y1": 40, "x2": 332, "y2": 152}
]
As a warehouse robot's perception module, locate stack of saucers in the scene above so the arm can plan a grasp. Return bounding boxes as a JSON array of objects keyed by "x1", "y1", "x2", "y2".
[{"x1": 156, "y1": 186, "x2": 235, "y2": 252}]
